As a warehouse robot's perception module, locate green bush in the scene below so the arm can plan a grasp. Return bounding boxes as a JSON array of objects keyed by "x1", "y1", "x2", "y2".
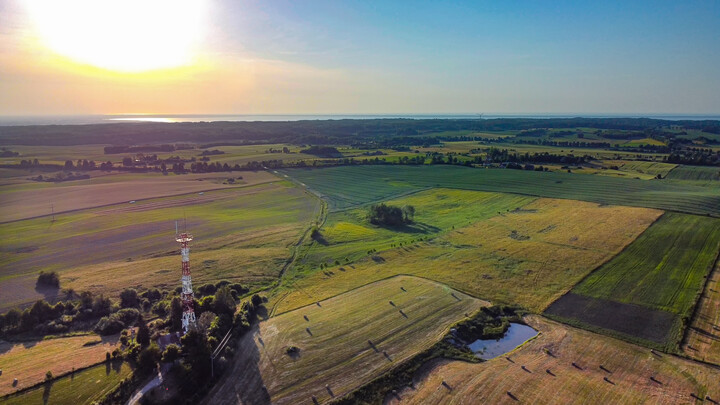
[{"x1": 36, "y1": 271, "x2": 60, "y2": 288}]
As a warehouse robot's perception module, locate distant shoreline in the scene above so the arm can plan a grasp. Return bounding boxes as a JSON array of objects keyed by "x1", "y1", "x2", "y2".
[{"x1": 1, "y1": 113, "x2": 720, "y2": 126}]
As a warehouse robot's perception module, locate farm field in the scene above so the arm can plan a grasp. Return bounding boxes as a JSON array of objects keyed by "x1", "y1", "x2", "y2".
[
  {"x1": 273, "y1": 197, "x2": 661, "y2": 315},
  {"x1": 281, "y1": 165, "x2": 720, "y2": 216},
  {"x1": 204, "y1": 275, "x2": 484, "y2": 405},
  {"x1": 0, "y1": 181, "x2": 320, "y2": 311},
  {"x1": 0, "y1": 170, "x2": 278, "y2": 223},
  {"x1": 666, "y1": 165, "x2": 720, "y2": 183},
  {"x1": 389, "y1": 315, "x2": 720, "y2": 405},
  {"x1": 683, "y1": 260, "x2": 720, "y2": 365},
  {"x1": 0, "y1": 334, "x2": 120, "y2": 395},
  {"x1": 0, "y1": 361, "x2": 132, "y2": 405},
  {"x1": 600, "y1": 160, "x2": 677, "y2": 179},
  {"x1": 546, "y1": 213, "x2": 720, "y2": 348},
  {"x1": 292, "y1": 189, "x2": 534, "y2": 275},
  {"x1": 0, "y1": 143, "x2": 314, "y2": 167}
]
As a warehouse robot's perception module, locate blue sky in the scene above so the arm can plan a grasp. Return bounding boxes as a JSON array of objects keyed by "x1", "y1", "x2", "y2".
[{"x1": 1, "y1": 0, "x2": 719, "y2": 114}]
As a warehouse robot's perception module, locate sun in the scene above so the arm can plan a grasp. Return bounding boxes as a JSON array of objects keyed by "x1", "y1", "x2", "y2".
[{"x1": 24, "y1": 0, "x2": 206, "y2": 73}]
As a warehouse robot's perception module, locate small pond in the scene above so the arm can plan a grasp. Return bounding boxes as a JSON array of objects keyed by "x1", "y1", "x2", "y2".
[{"x1": 468, "y1": 323, "x2": 538, "y2": 360}]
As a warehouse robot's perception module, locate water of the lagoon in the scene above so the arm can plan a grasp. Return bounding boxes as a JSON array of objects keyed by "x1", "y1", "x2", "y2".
[
  {"x1": 468, "y1": 323, "x2": 538, "y2": 360},
  {"x1": 1, "y1": 113, "x2": 719, "y2": 126}
]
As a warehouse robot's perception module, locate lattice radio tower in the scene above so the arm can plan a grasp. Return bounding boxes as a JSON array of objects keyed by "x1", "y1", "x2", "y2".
[{"x1": 176, "y1": 221, "x2": 197, "y2": 333}]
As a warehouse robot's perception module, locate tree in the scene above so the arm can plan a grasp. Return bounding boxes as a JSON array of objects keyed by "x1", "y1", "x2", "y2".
[
  {"x1": 367, "y1": 203, "x2": 412, "y2": 226},
  {"x1": 137, "y1": 344, "x2": 161, "y2": 374},
  {"x1": 36, "y1": 271, "x2": 60, "y2": 288},
  {"x1": 162, "y1": 344, "x2": 180, "y2": 362},
  {"x1": 92, "y1": 294, "x2": 112, "y2": 317},
  {"x1": 251, "y1": 294, "x2": 263, "y2": 307},
  {"x1": 214, "y1": 286, "x2": 236, "y2": 317},
  {"x1": 64, "y1": 160, "x2": 74, "y2": 170},
  {"x1": 136, "y1": 315, "x2": 151, "y2": 346},
  {"x1": 122, "y1": 157, "x2": 133, "y2": 167},
  {"x1": 79, "y1": 291, "x2": 93, "y2": 310},
  {"x1": 4, "y1": 308, "x2": 21, "y2": 329},
  {"x1": 120, "y1": 288, "x2": 139, "y2": 308},
  {"x1": 180, "y1": 330, "x2": 212, "y2": 381},
  {"x1": 169, "y1": 297, "x2": 183, "y2": 332},
  {"x1": 402, "y1": 205, "x2": 415, "y2": 223},
  {"x1": 197, "y1": 311, "x2": 217, "y2": 333}
]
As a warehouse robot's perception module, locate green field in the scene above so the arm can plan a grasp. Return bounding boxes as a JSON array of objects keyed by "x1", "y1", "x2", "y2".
[
  {"x1": 205, "y1": 275, "x2": 484, "y2": 405},
  {"x1": 666, "y1": 164, "x2": 720, "y2": 182},
  {"x1": 0, "y1": 181, "x2": 320, "y2": 311},
  {"x1": 547, "y1": 212, "x2": 720, "y2": 348},
  {"x1": 280, "y1": 165, "x2": 720, "y2": 216},
  {"x1": 574, "y1": 213, "x2": 720, "y2": 314},
  {"x1": 292, "y1": 189, "x2": 534, "y2": 276},
  {"x1": 274, "y1": 195, "x2": 660, "y2": 315},
  {"x1": 0, "y1": 362, "x2": 132, "y2": 405}
]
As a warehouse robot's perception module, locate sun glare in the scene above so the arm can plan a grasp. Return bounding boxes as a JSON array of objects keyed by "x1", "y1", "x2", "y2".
[{"x1": 24, "y1": 0, "x2": 206, "y2": 73}]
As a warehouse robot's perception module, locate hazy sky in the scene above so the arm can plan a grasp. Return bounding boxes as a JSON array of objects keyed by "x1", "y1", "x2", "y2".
[{"x1": 1, "y1": 0, "x2": 719, "y2": 115}]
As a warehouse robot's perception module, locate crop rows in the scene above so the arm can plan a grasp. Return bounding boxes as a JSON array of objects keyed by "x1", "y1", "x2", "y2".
[{"x1": 282, "y1": 165, "x2": 720, "y2": 216}]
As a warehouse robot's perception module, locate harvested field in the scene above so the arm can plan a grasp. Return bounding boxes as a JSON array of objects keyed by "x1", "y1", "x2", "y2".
[
  {"x1": 389, "y1": 316, "x2": 720, "y2": 405},
  {"x1": 204, "y1": 276, "x2": 484, "y2": 405},
  {"x1": 282, "y1": 165, "x2": 720, "y2": 216},
  {"x1": 0, "y1": 334, "x2": 120, "y2": 396},
  {"x1": 0, "y1": 170, "x2": 277, "y2": 223},
  {"x1": 552, "y1": 213, "x2": 720, "y2": 348},
  {"x1": 0, "y1": 181, "x2": 320, "y2": 311},
  {"x1": 0, "y1": 361, "x2": 132, "y2": 405},
  {"x1": 683, "y1": 260, "x2": 720, "y2": 365},
  {"x1": 273, "y1": 198, "x2": 660, "y2": 315}
]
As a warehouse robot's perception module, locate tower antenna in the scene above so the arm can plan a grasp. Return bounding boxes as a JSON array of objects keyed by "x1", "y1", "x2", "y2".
[{"x1": 176, "y1": 225, "x2": 196, "y2": 333}]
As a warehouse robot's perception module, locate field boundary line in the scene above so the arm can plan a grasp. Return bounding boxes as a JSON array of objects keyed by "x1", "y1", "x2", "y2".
[
  {"x1": 541, "y1": 211, "x2": 667, "y2": 311},
  {"x1": 267, "y1": 169, "x2": 328, "y2": 317},
  {"x1": 680, "y1": 244, "x2": 720, "y2": 353},
  {"x1": 328, "y1": 187, "x2": 433, "y2": 213},
  {"x1": 0, "y1": 359, "x2": 128, "y2": 400},
  {"x1": 0, "y1": 179, "x2": 279, "y2": 225},
  {"x1": 270, "y1": 273, "x2": 491, "y2": 318}
]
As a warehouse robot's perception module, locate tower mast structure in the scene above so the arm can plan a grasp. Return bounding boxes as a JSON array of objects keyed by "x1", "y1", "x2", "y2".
[{"x1": 176, "y1": 222, "x2": 197, "y2": 333}]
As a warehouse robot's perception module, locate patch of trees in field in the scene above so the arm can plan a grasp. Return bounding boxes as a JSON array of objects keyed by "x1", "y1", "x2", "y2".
[{"x1": 367, "y1": 203, "x2": 415, "y2": 226}]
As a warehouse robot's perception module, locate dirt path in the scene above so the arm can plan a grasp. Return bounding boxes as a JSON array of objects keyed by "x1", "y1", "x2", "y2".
[{"x1": 267, "y1": 171, "x2": 329, "y2": 317}]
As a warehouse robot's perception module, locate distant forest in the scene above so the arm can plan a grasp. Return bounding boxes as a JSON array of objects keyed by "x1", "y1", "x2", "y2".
[{"x1": 0, "y1": 117, "x2": 718, "y2": 146}]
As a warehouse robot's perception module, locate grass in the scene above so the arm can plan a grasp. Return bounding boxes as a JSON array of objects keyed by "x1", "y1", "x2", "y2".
[
  {"x1": 0, "y1": 334, "x2": 120, "y2": 396},
  {"x1": 682, "y1": 259, "x2": 720, "y2": 365},
  {"x1": 549, "y1": 213, "x2": 720, "y2": 348},
  {"x1": 0, "y1": 361, "x2": 132, "y2": 405},
  {"x1": 0, "y1": 181, "x2": 320, "y2": 311},
  {"x1": 208, "y1": 275, "x2": 484, "y2": 405},
  {"x1": 573, "y1": 213, "x2": 720, "y2": 316},
  {"x1": 0, "y1": 170, "x2": 278, "y2": 223},
  {"x1": 272, "y1": 196, "x2": 660, "y2": 315},
  {"x1": 623, "y1": 137, "x2": 667, "y2": 147},
  {"x1": 291, "y1": 189, "x2": 534, "y2": 276},
  {"x1": 600, "y1": 160, "x2": 677, "y2": 179},
  {"x1": 666, "y1": 165, "x2": 720, "y2": 182},
  {"x1": 280, "y1": 165, "x2": 720, "y2": 216},
  {"x1": 391, "y1": 315, "x2": 720, "y2": 404}
]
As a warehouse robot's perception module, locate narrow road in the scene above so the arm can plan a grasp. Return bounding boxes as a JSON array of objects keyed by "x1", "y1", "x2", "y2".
[{"x1": 126, "y1": 371, "x2": 163, "y2": 405}]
